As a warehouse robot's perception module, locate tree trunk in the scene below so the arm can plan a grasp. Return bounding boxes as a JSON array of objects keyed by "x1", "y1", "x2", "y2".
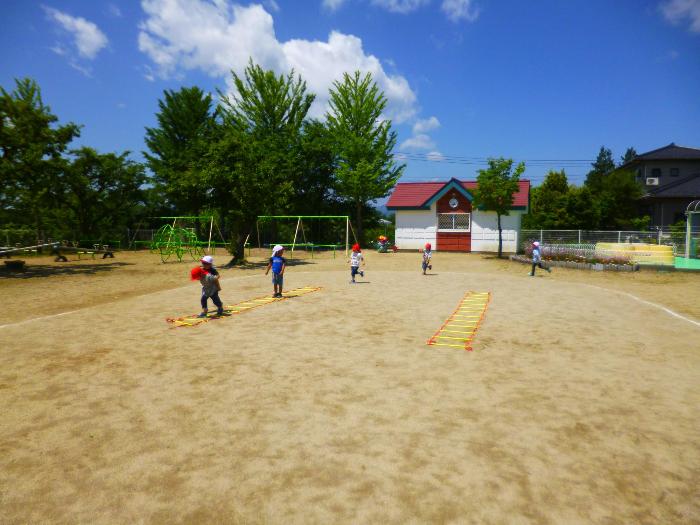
[
  {"x1": 497, "y1": 213, "x2": 503, "y2": 258},
  {"x1": 355, "y1": 200, "x2": 363, "y2": 246},
  {"x1": 225, "y1": 220, "x2": 252, "y2": 267}
]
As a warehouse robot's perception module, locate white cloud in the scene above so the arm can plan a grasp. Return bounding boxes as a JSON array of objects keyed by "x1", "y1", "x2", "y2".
[
  {"x1": 264, "y1": 0, "x2": 280, "y2": 12},
  {"x1": 44, "y1": 7, "x2": 108, "y2": 59},
  {"x1": 138, "y1": 0, "x2": 417, "y2": 122},
  {"x1": 441, "y1": 0, "x2": 479, "y2": 22},
  {"x1": 426, "y1": 150, "x2": 444, "y2": 161},
  {"x1": 399, "y1": 133, "x2": 435, "y2": 150},
  {"x1": 371, "y1": 0, "x2": 430, "y2": 14},
  {"x1": 322, "y1": 0, "x2": 347, "y2": 9},
  {"x1": 660, "y1": 0, "x2": 700, "y2": 32},
  {"x1": 412, "y1": 116, "x2": 440, "y2": 134},
  {"x1": 108, "y1": 3, "x2": 123, "y2": 17}
]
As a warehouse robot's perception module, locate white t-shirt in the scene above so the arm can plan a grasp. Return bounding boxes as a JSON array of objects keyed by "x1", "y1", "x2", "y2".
[{"x1": 350, "y1": 251, "x2": 363, "y2": 267}]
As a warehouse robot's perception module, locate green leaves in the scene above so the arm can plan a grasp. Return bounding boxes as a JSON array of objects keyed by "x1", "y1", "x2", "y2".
[
  {"x1": 472, "y1": 157, "x2": 524, "y2": 258},
  {"x1": 326, "y1": 71, "x2": 404, "y2": 241}
]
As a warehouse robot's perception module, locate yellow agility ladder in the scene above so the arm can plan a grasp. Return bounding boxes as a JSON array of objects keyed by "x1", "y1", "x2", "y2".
[
  {"x1": 427, "y1": 291, "x2": 491, "y2": 351},
  {"x1": 166, "y1": 286, "x2": 322, "y2": 328}
]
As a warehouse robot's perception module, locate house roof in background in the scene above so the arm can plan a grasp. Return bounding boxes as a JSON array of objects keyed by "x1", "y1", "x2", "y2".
[
  {"x1": 642, "y1": 174, "x2": 700, "y2": 199},
  {"x1": 621, "y1": 143, "x2": 700, "y2": 169},
  {"x1": 387, "y1": 178, "x2": 530, "y2": 209}
]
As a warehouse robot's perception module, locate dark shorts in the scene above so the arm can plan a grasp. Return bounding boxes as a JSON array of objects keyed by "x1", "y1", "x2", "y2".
[
  {"x1": 351, "y1": 266, "x2": 361, "y2": 277},
  {"x1": 272, "y1": 272, "x2": 283, "y2": 286}
]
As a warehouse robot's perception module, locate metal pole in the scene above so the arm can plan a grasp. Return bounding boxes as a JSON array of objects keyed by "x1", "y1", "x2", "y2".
[
  {"x1": 618, "y1": 231, "x2": 621, "y2": 243},
  {"x1": 540, "y1": 229, "x2": 543, "y2": 243},
  {"x1": 345, "y1": 218, "x2": 349, "y2": 257},
  {"x1": 578, "y1": 230, "x2": 581, "y2": 244},
  {"x1": 291, "y1": 217, "x2": 301, "y2": 260},
  {"x1": 686, "y1": 215, "x2": 691, "y2": 259},
  {"x1": 207, "y1": 217, "x2": 214, "y2": 253}
]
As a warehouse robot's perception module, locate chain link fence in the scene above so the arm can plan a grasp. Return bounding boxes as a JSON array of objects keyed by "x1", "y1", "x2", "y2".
[{"x1": 520, "y1": 228, "x2": 700, "y2": 257}]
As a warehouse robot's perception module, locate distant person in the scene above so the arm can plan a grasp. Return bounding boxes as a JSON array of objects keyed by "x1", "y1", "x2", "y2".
[
  {"x1": 191, "y1": 255, "x2": 224, "y2": 318},
  {"x1": 349, "y1": 243, "x2": 365, "y2": 283},
  {"x1": 422, "y1": 243, "x2": 433, "y2": 275},
  {"x1": 530, "y1": 241, "x2": 551, "y2": 276},
  {"x1": 265, "y1": 245, "x2": 287, "y2": 298}
]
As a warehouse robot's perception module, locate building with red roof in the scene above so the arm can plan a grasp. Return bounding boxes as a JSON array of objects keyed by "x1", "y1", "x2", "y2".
[{"x1": 386, "y1": 178, "x2": 530, "y2": 252}]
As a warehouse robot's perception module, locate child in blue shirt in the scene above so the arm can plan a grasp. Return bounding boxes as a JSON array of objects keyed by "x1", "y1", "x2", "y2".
[{"x1": 265, "y1": 245, "x2": 287, "y2": 297}]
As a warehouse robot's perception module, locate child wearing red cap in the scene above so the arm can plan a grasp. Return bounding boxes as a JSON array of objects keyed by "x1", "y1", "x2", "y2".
[
  {"x1": 349, "y1": 243, "x2": 365, "y2": 283},
  {"x1": 191, "y1": 255, "x2": 224, "y2": 317},
  {"x1": 422, "y1": 243, "x2": 433, "y2": 275}
]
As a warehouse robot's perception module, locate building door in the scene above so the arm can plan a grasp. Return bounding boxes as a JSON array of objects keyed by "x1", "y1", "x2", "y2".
[{"x1": 436, "y1": 191, "x2": 471, "y2": 252}]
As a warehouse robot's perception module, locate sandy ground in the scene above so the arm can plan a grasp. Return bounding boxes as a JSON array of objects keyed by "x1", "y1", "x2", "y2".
[{"x1": 1, "y1": 250, "x2": 699, "y2": 524}]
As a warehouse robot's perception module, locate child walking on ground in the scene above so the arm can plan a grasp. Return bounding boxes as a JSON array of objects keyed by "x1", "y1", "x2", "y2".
[
  {"x1": 265, "y1": 245, "x2": 287, "y2": 298},
  {"x1": 191, "y1": 255, "x2": 225, "y2": 317},
  {"x1": 349, "y1": 243, "x2": 365, "y2": 283},
  {"x1": 530, "y1": 241, "x2": 551, "y2": 276},
  {"x1": 422, "y1": 243, "x2": 433, "y2": 275}
]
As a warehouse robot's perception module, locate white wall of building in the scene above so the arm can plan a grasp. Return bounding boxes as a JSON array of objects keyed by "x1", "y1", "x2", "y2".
[
  {"x1": 395, "y1": 203, "x2": 437, "y2": 249},
  {"x1": 394, "y1": 207, "x2": 525, "y2": 253},
  {"x1": 471, "y1": 211, "x2": 523, "y2": 253}
]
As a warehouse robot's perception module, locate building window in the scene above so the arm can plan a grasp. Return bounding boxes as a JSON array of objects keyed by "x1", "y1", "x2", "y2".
[
  {"x1": 438, "y1": 213, "x2": 470, "y2": 231},
  {"x1": 670, "y1": 168, "x2": 679, "y2": 177},
  {"x1": 651, "y1": 168, "x2": 661, "y2": 177}
]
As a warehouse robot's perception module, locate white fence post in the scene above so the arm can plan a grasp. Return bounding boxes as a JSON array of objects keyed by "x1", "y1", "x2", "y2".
[
  {"x1": 578, "y1": 230, "x2": 581, "y2": 244},
  {"x1": 658, "y1": 229, "x2": 662, "y2": 244},
  {"x1": 540, "y1": 229, "x2": 543, "y2": 243},
  {"x1": 618, "y1": 231, "x2": 621, "y2": 243}
]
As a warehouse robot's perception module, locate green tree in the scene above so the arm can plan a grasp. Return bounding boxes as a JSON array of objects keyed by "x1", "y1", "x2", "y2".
[
  {"x1": 63, "y1": 147, "x2": 146, "y2": 239},
  {"x1": 472, "y1": 157, "x2": 525, "y2": 258},
  {"x1": 144, "y1": 86, "x2": 217, "y2": 224},
  {"x1": 584, "y1": 146, "x2": 615, "y2": 194},
  {"x1": 326, "y1": 71, "x2": 404, "y2": 243},
  {"x1": 523, "y1": 170, "x2": 570, "y2": 229},
  {"x1": 0, "y1": 78, "x2": 80, "y2": 240},
  {"x1": 565, "y1": 185, "x2": 600, "y2": 230},
  {"x1": 620, "y1": 147, "x2": 637, "y2": 166},
  {"x1": 207, "y1": 62, "x2": 314, "y2": 263},
  {"x1": 597, "y1": 169, "x2": 644, "y2": 229},
  {"x1": 293, "y1": 119, "x2": 339, "y2": 216}
]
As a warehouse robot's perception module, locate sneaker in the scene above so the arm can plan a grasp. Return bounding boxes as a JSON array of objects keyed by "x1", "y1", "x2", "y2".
[
  {"x1": 197, "y1": 312, "x2": 208, "y2": 318},
  {"x1": 350, "y1": 280, "x2": 355, "y2": 284},
  {"x1": 428, "y1": 265, "x2": 432, "y2": 270},
  {"x1": 216, "y1": 309, "x2": 224, "y2": 316},
  {"x1": 277, "y1": 293, "x2": 284, "y2": 298},
  {"x1": 360, "y1": 271, "x2": 364, "y2": 278}
]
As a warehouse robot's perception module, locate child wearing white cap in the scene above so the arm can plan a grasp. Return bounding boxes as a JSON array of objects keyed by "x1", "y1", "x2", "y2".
[
  {"x1": 265, "y1": 245, "x2": 287, "y2": 298},
  {"x1": 530, "y1": 241, "x2": 551, "y2": 276},
  {"x1": 194, "y1": 255, "x2": 224, "y2": 317}
]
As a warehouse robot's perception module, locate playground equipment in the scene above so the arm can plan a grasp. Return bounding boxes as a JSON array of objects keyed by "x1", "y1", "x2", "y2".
[
  {"x1": 427, "y1": 291, "x2": 491, "y2": 351},
  {"x1": 595, "y1": 243, "x2": 674, "y2": 266},
  {"x1": 256, "y1": 216, "x2": 357, "y2": 258},
  {"x1": 167, "y1": 286, "x2": 322, "y2": 327},
  {"x1": 684, "y1": 200, "x2": 700, "y2": 260},
  {"x1": 130, "y1": 216, "x2": 227, "y2": 263}
]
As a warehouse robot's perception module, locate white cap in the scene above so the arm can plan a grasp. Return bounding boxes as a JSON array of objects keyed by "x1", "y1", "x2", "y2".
[
  {"x1": 272, "y1": 244, "x2": 284, "y2": 255},
  {"x1": 200, "y1": 255, "x2": 214, "y2": 264}
]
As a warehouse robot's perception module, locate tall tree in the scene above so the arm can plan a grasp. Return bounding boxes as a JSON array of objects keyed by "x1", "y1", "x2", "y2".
[
  {"x1": 63, "y1": 147, "x2": 146, "y2": 239},
  {"x1": 620, "y1": 147, "x2": 637, "y2": 166},
  {"x1": 584, "y1": 146, "x2": 615, "y2": 194},
  {"x1": 326, "y1": 71, "x2": 404, "y2": 243},
  {"x1": 0, "y1": 78, "x2": 80, "y2": 240},
  {"x1": 207, "y1": 62, "x2": 314, "y2": 263},
  {"x1": 523, "y1": 170, "x2": 570, "y2": 229},
  {"x1": 144, "y1": 86, "x2": 217, "y2": 222},
  {"x1": 472, "y1": 157, "x2": 525, "y2": 258},
  {"x1": 596, "y1": 169, "x2": 644, "y2": 229}
]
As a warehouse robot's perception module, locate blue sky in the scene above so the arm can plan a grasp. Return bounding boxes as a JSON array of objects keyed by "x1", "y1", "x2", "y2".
[{"x1": 2, "y1": 0, "x2": 699, "y2": 187}]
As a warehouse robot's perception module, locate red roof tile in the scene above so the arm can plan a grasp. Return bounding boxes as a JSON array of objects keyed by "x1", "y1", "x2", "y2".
[{"x1": 386, "y1": 179, "x2": 530, "y2": 208}]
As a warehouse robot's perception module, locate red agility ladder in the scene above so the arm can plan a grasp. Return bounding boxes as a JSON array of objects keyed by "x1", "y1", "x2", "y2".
[{"x1": 427, "y1": 291, "x2": 491, "y2": 351}]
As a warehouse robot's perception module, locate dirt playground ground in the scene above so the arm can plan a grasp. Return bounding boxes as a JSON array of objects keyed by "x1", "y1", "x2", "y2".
[{"x1": 1, "y1": 249, "x2": 699, "y2": 524}]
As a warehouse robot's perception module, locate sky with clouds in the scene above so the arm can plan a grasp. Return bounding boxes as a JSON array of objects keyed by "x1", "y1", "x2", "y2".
[{"x1": 1, "y1": 0, "x2": 699, "y2": 186}]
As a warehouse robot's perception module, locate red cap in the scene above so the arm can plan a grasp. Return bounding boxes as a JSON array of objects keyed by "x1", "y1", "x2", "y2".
[
  {"x1": 425, "y1": 243, "x2": 431, "y2": 250},
  {"x1": 352, "y1": 243, "x2": 361, "y2": 252}
]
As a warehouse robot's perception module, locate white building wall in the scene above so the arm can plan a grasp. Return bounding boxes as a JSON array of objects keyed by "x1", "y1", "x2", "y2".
[
  {"x1": 395, "y1": 204, "x2": 437, "y2": 249},
  {"x1": 471, "y1": 211, "x2": 523, "y2": 253}
]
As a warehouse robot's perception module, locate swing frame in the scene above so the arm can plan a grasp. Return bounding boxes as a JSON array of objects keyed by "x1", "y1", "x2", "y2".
[{"x1": 255, "y1": 216, "x2": 357, "y2": 258}]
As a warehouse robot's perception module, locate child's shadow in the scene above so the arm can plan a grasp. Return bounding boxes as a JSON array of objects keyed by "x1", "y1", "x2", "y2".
[
  {"x1": 423, "y1": 273, "x2": 438, "y2": 276},
  {"x1": 352, "y1": 281, "x2": 371, "y2": 284}
]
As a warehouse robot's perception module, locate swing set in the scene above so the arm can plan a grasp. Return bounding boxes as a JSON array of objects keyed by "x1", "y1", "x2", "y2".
[{"x1": 255, "y1": 215, "x2": 357, "y2": 258}]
